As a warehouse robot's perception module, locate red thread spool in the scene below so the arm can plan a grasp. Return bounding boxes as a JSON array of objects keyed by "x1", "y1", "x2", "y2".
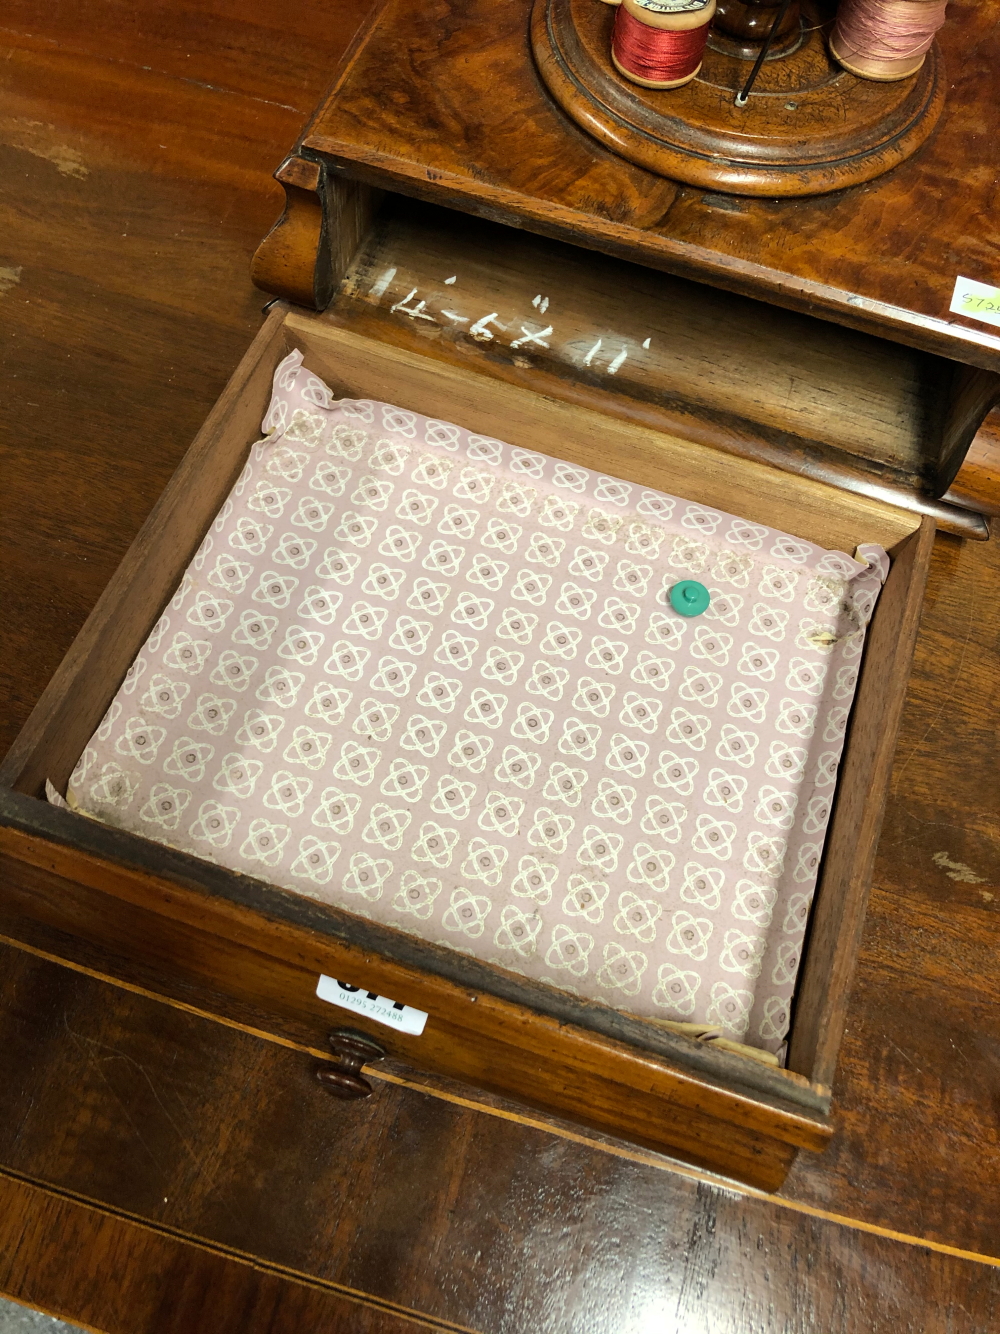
[{"x1": 611, "y1": 0, "x2": 716, "y2": 90}]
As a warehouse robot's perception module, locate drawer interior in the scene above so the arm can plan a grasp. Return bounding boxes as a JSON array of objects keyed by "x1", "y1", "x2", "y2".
[{"x1": 0, "y1": 303, "x2": 933, "y2": 1171}]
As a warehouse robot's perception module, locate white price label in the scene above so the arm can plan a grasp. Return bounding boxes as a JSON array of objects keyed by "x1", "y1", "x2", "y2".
[
  {"x1": 316, "y1": 974, "x2": 428, "y2": 1036},
  {"x1": 950, "y1": 276, "x2": 1000, "y2": 329}
]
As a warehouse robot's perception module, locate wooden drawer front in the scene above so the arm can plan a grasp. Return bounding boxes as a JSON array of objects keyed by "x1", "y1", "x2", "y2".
[
  {"x1": 0, "y1": 305, "x2": 934, "y2": 1191},
  {"x1": 0, "y1": 816, "x2": 825, "y2": 1192}
]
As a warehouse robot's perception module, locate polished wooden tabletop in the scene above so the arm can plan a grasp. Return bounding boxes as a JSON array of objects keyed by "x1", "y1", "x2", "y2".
[{"x1": 1, "y1": 3, "x2": 998, "y2": 1331}]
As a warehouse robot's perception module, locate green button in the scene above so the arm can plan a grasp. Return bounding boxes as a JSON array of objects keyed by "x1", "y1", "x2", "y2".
[{"x1": 669, "y1": 580, "x2": 710, "y2": 617}]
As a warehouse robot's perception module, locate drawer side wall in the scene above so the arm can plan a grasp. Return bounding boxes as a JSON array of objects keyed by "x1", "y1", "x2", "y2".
[{"x1": 787, "y1": 518, "x2": 936, "y2": 1088}]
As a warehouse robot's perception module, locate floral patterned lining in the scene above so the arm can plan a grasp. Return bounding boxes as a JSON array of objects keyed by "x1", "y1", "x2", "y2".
[{"x1": 66, "y1": 350, "x2": 888, "y2": 1053}]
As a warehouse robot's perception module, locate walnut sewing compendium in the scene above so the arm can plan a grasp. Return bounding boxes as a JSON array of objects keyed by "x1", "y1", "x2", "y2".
[{"x1": 1, "y1": 0, "x2": 996, "y2": 1194}]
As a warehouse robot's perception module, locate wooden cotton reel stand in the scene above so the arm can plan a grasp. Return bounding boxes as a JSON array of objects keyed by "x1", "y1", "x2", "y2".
[{"x1": 532, "y1": 0, "x2": 945, "y2": 195}]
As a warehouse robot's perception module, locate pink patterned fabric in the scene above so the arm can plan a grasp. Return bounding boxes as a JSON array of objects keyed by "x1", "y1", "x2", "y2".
[{"x1": 67, "y1": 350, "x2": 888, "y2": 1053}]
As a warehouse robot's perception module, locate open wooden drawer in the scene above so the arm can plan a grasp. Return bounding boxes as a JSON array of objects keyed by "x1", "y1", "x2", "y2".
[{"x1": 0, "y1": 298, "x2": 934, "y2": 1193}]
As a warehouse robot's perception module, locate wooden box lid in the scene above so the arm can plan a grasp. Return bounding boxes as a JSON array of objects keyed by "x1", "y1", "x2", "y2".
[
  {"x1": 296, "y1": 0, "x2": 1000, "y2": 373},
  {"x1": 251, "y1": 0, "x2": 1000, "y2": 532}
]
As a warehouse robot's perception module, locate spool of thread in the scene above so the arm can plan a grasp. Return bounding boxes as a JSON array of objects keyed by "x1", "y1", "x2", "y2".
[
  {"x1": 611, "y1": 0, "x2": 716, "y2": 90},
  {"x1": 830, "y1": 0, "x2": 948, "y2": 80}
]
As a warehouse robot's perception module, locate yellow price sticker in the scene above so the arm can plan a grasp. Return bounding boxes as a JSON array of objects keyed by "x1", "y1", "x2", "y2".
[{"x1": 950, "y1": 276, "x2": 1000, "y2": 330}]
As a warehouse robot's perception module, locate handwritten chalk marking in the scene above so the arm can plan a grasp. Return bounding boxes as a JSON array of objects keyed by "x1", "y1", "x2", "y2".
[
  {"x1": 369, "y1": 267, "x2": 397, "y2": 300},
  {"x1": 642, "y1": 337, "x2": 652, "y2": 349},
  {"x1": 608, "y1": 347, "x2": 628, "y2": 374},
  {"x1": 444, "y1": 275, "x2": 458, "y2": 284},
  {"x1": 532, "y1": 295, "x2": 550, "y2": 314},
  {"x1": 470, "y1": 312, "x2": 506, "y2": 341},
  {"x1": 440, "y1": 309, "x2": 470, "y2": 324},
  {"x1": 583, "y1": 338, "x2": 603, "y2": 367},
  {"x1": 510, "y1": 324, "x2": 554, "y2": 350},
  {"x1": 390, "y1": 287, "x2": 435, "y2": 321}
]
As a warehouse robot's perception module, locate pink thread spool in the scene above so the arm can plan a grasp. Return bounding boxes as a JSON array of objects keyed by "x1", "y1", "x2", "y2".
[
  {"x1": 611, "y1": 0, "x2": 717, "y2": 90},
  {"x1": 830, "y1": 0, "x2": 948, "y2": 80}
]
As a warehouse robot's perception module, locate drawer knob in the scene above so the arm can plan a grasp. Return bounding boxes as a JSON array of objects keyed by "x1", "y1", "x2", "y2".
[{"x1": 315, "y1": 1029, "x2": 386, "y2": 1099}]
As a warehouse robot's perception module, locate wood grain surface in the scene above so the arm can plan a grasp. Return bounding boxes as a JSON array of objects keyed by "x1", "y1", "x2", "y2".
[
  {"x1": 0, "y1": 0, "x2": 370, "y2": 763},
  {"x1": 303, "y1": 0, "x2": 1000, "y2": 372},
  {"x1": 786, "y1": 518, "x2": 935, "y2": 1089},
  {"x1": 2, "y1": 944, "x2": 1000, "y2": 1334},
  {"x1": 0, "y1": 1172, "x2": 458, "y2": 1334},
  {"x1": 0, "y1": 819, "x2": 827, "y2": 1191},
  {"x1": 328, "y1": 197, "x2": 987, "y2": 535},
  {"x1": 947, "y1": 412, "x2": 1000, "y2": 517},
  {"x1": 1, "y1": 0, "x2": 999, "y2": 1329},
  {"x1": 531, "y1": 0, "x2": 945, "y2": 195}
]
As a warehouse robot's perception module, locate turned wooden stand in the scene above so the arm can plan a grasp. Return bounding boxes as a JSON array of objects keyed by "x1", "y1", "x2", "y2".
[{"x1": 533, "y1": 0, "x2": 945, "y2": 196}]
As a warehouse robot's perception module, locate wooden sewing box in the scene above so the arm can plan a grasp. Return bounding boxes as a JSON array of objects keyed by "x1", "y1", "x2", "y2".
[{"x1": 2, "y1": 0, "x2": 997, "y2": 1193}]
